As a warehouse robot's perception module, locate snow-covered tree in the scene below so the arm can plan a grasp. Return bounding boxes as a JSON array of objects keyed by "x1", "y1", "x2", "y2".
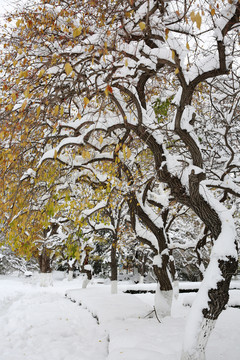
[{"x1": 1, "y1": 1, "x2": 240, "y2": 358}]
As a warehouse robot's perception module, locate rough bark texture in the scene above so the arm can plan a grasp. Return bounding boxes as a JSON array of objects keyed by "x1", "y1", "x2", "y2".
[
  {"x1": 110, "y1": 239, "x2": 118, "y2": 282},
  {"x1": 38, "y1": 248, "x2": 51, "y2": 273},
  {"x1": 153, "y1": 256, "x2": 172, "y2": 292},
  {"x1": 202, "y1": 256, "x2": 238, "y2": 320}
]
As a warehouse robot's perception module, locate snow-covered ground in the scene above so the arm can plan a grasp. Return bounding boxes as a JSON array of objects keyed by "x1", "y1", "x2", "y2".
[
  {"x1": 1, "y1": 274, "x2": 240, "y2": 360},
  {"x1": 0, "y1": 274, "x2": 108, "y2": 360}
]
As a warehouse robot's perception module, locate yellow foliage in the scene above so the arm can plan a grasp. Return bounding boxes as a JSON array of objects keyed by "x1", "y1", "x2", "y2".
[
  {"x1": 99, "y1": 135, "x2": 104, "y2": 145},
  {"x1": 53, "y1": 104, "x2": 59, "y2": 116},
  {"x1": 21, "y1": 100, "x2": 27, "y2": 111},
  {"x1": 211, "y1": 8, "x2": 215, "y2": 16},
  {"x1": 65, "y1": 62, "x2": 73, "y2": 75},
  {"x1": 83, "y1": 97, "x2": 90, "y2": 106},
  {"x1": 190, "y1": 11, "x2": 195, "y2": 22},
  {"x1": 38, "y1": 68, "x2": 45, "y2": 78},
  {"x1": 16, "y1": 19, "x2": 21, "y2": 27},
  {"x1": 36, "y1": 106, "x2": 41, "y2": 118},
  {"x1": 24, "y1": 86, "x2": 30, "y2": 98},
  {"x1": 11, "y1": 93, "x2": 17, "y2": 102},
  {"x1": 195, "y1": 12, "x2": 202, "y2": 29},
  {"x1": 139, "y1": 22, "x2": 146, "y2": 31},
  {"x1": 73, "y1": 26, "x2": 82, "y2": 38},
  {"x1": 126, "y1": 147, "x2": 131, "y2": 159}
]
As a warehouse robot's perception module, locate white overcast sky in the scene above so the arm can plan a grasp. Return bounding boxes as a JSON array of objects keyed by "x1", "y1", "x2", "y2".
[{"x1": 0, "y1": 0, "x2": 26, "y2": 16}]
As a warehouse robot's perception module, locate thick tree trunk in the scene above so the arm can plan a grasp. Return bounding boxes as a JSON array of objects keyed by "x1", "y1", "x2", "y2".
[
  {"x1": 81, "y1": 250, "x2": 92, "y2": 289},
  {"x1": 181, "y1": 217, "x2": 238, "y2": 359},
  {"x1": 82, "y1": 269, "x2": 92, "y2": 288},
  {"x1": 181, "y1": 318, "x2": 216, "y2": 360},
  {"x1": 38, "y1": 248, "x2": 51, "y2": 273},
  {"x1": 153, "y1": 253, "x2": 173, "y2": 318}
]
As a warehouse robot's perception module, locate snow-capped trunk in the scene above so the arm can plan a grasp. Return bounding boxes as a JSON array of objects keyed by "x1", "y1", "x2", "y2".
[
  {"x1": 39, "y1": 272, "x2": 53, "y2": 287},
  {"x1": 181, "y1": 318, "x2": 216, "y2": 360},
  {"x1": 173, "y1": 280, "x2": 179, "y2": 299},
  {"x1": 111, "y1": 280, "x2": 118, "y2": 294},
  {"x1": 154, "y1": 285, "x2": 173, "y2": 318},
  {"x1": 153, "y1": 256, "x2": 173, "y2": 318},
  {"x1": 139, "y1": 274, "x2": 144, "y2": 284},
  {"x1": 81, "y1": 265, "x2": 92, "y2": 289},
  {"x1": 82, "y1": 276, "x2": 90, "y2": 289},
  {"x1": 181, "y1": 211, "x2": 238, "y2": 360},
  {"x1": 68, "y1": 270, "x2": 73, "y2": 281}
]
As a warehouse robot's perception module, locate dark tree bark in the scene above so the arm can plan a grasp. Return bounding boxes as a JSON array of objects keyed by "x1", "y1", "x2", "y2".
[
  {"x1": 110, "y1": 236, "x2": 118, "y2": 282},
  {"x1": 38, "y1": 248, "x2": 51, "y2": 273}
]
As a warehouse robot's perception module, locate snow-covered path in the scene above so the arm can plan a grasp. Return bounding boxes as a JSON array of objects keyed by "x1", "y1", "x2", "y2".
[
  {"x1": 0, "y1": 276, "x2": 108, "y2": 360},
  {"x1": 1, "y1": 275, "x2": 240, "y2": 360}
]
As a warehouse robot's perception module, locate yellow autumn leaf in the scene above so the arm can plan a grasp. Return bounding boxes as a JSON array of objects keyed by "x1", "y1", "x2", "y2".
[
  {"x1": 73, "y1": 26, "x2": 82, "y2": 38},
  {"x1": 139, "y1": 22, "x2": 146, "y2": 31},
  {"x1": 38, "y1": 68, "x2": 45, "y2": 78},
  {"x1": 54, "y1": 149, "x2": 58, "y2": 159},
  {"x1": 126, "y1": 147, "x2": 131, "y2": 159},
  {"x1": 190, "y1": 11, "x2": 196, "y2": 22},
  {"x1": 165, "y1": 28, "x2": 169, "y2": 40},
  {"x1": 21, "y1": 100, "x2": 27, "y2": 111},
  {"x1": 175, "y1": 68, "x2": 179, "y2": 74},
  {"x1": 11, "y1": 93, "x2": 17, "y2": 102},
  {"x1": 115, "y1": 144, "x2": 120, "y2": 152},
  {"x1": 36, "y1": 106, "x2": 41, "y2": 118},
  {"x1": 195, "y1": 12, "x2": 202, "y2": 29},
  {"x1": 60, "y1": 105, "x2": 64, "y2": 116},
  {"x1": 16, "y1": 19, "x2": 21, "y2": 27},
  {"x1": 24, "y1": 86, "x2": 30, "y2": 98},
  {"x1": 65, "y1": 63, "x2": 72, "y2": 75},
  {"x1": 82, "y1": 150, "x2": 91, "y2": 159},
  {"x1": 7, "y1": 104, "x2": 13, "y2": 111},
  {"x1": 83, "y1": 97, "x2": 90, "y2": 106},
  {"x1": 99, "y1": 135, "x2": 103, "y2": 145},
  {"x1": 53, "y1": 105, "x2": 59, "y2": 116},
  {"x1": 211, "y1": 8, "x2": 215, "y2": 16},
  {"x1": 172, "y1": 50, "x2": 175, "y2": 60},
  {"x1": 186, "y1": 42, "x2": 190, "y2": 50}
]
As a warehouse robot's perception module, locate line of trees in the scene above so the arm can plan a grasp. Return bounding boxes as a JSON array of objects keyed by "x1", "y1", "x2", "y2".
[{"x1": 0, "y1": 1, "x2": 240, "y2": 359}]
